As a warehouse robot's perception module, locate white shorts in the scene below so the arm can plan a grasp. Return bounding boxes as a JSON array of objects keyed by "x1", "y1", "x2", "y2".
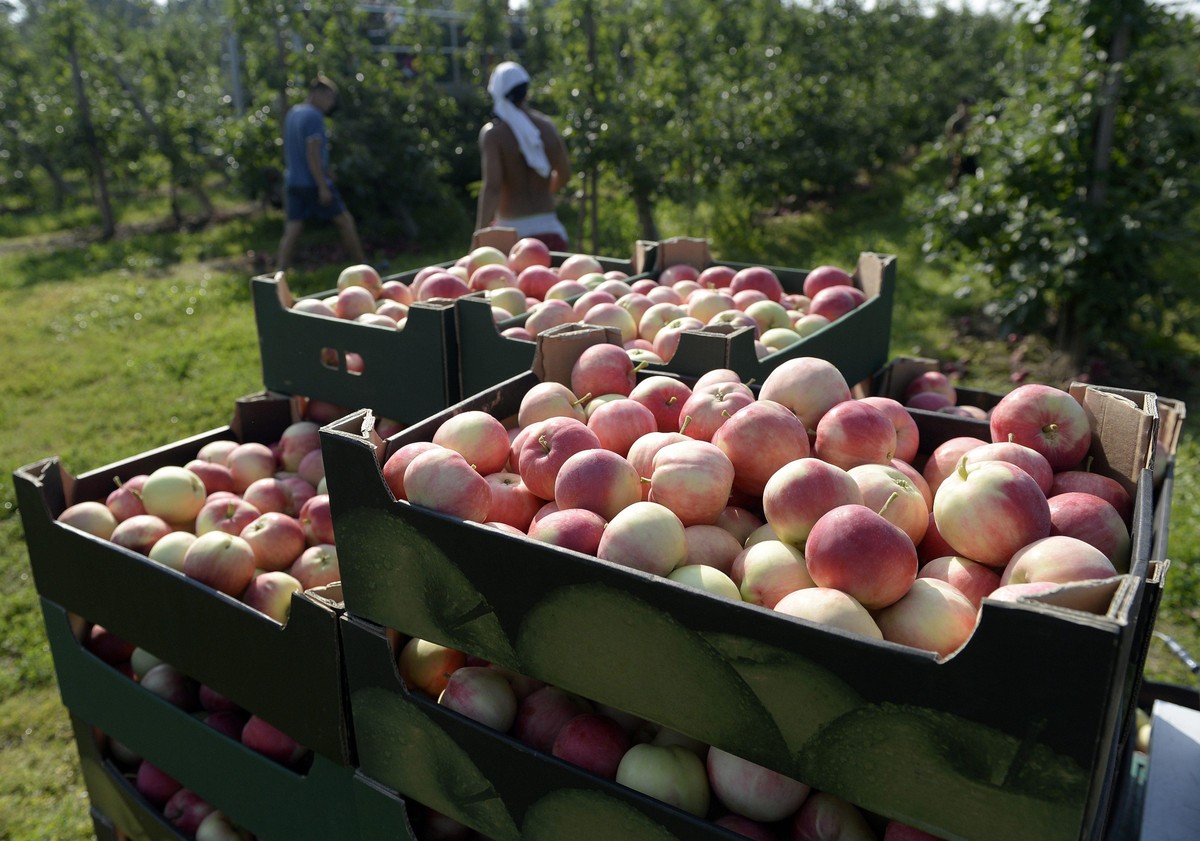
[{"x1": 494, "y1": 211, "x2": 568, "y2": 241}]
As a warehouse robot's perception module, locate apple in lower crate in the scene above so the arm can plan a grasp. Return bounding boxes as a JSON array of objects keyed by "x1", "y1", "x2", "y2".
[
  {"x1": 518, "y1": 416, "x2": 603, "y2": 501},
  {"x1": 513, "y1": 685, "x2": 589, "y2": 753},
  {"x1": 140, "y1": 663, "x2": 200, "y2": 709},
  {"x1": 874, "y1": 577, "x2": 979, "y2": 657},
  {"x1": 857, "y1": 396, "x2": 920, "y2": 465},
  {"x1": 552, "y1": 712, "x2": 632, "y2": 780},
  {"x1": 1048, "y1": 492, "x2": 1131, "y2": 569},
  {"x1": 278, "y1": 474, "x2": 317, "y2": 516},
  {"x1": 732, "y1": 540, "x2": 814, "y2": 609},
  {"x1": 276, "y1": 420, "x2": 321, "y2": 472},
  {"x1": 791, "y1": 790, "x2": 877, "y2": 841},
  {"x1": 57, "y1": 500, "x2": 118, "y2": 539},
  {"x1": 596, "y1": 501, "x2": 686, "y2": 576},
  {"x1": 508, "y1": 236, "x2": 552, "y2": 272},
  {"x1": 933, "y1": 459, "x2": 1051, "y2": 568},
  {"x1": 554, "y1": 449, "x2": 642, "y2": 521},
  {"x1": 638, "y1": 302, "x2": 686, "y2": 342},
  {"x1": 135, "y1": 760, "x2": 182, "y2": 808},
  {"x1": 774, "y1": 587, "x2": 883, "y2": 639},
  {"x1": 438, "y1": 666, "x2": 518, "y2": 732},
  {"x1": 648, "y1": 440, "x2": 735, "y2": 526},
  {"x1": 110, "y1": 513, "x2": 173, "y2": 555},
  {"x1": 226, "y1": 442, "x2": 277, "y2": 493},
  {"x1": 616, "y1": 743, "x2": 710, "y2": 818},
  {"x1": 712, "y1": 400, "x2": 811, "y2": 497},
  {"x1": 917, "y1": 556, "x2": 1000, "y2": 610},
  {"x1": 382, "y1": 441, "x2": 442, "y2": 501},
  {"x1": 105, "y1": 474, "x2": 148, "y2": 522},
  {"x1": 677, "y1": 382, "x2": 754, "y2": 442},
  {"x1": 1000, "y1": 535, "x2": 1118, "y2": 586},
  {"x1": 299, "y1": 492, "x2": 336, "y2": 546},
  {"x1": 85, "y1": 624, "x2": 136, "y2": 665},
  {"x1": 241, "y1": 571, "x2": 303, "y2": 623},
  {"x1": 989, "y1": 383, "x2": 1092, "y2": 471},
  {"x1": 758, "y1": 357, "x2": 852, "y2": 433},
  {"x1": 198, "y1": 682, "x2": 242, "y2": 712},
  {"x1": 668, "y1": 564, "x2": 742, "y2": 601},
  {"x1": 715, "y1": 505, "x2": 764, "y2": 546},
  {"x1": 1049, "y1": 470, "x2": 1134, "y2": 527},
  {"x1": 588, "y1": 397, "x2": 657, "y2": 457},
  {"x1": 518, "y1": 381, "x2": 587, "y2": 427},
  {"x1": 681, "y1": 524, "x2": 744, "y2": 575},
  {"x1": 528, "y1": 508, "x2": 607, "y2": 555},
  {"x1": 242, "y1": 714, "x2": 310, "y2": 767},
  {"x1": 165, "y1": 791, "x2": 217, "y2": 836},
  {"x1": 182, "y1": 531, "x2": 258, "y2": 596},
  {"x1": 139, "y1": 465, "x2": 208, "y2": 526},
  {"x1": 197, "y1": 439, "x2": 239, "y2": 465},
  {"x1": 806, "y1": 505, "x2": 917, "y2": 610},
  {"x1": 808, "y1": 284, "x2": 866, "y2": 322},
  {"x1": 130, "y1": 647, "x2": 165, "y2": 680},
  {"x1": 240, "y1": 511, "x2": 306, "y2": 571},
  {"x1": 884, "y1": 821, "x2": 949, "y2": 840},
  {"x1": 297, "y1": 447, "x2": 325, "y2": 488},
  {"x1": 240, "y1": 476, "x2": 289, "y2": 515},
  {"x1": 399, "y1": 637, "x2": 467, "y2": 698},
  {"x1": 195, "y1": 496, "x2": 261, "y2": 538},
  {"x1": 203, "y1": 708, "x2": 251, "y2": 741},
  {"x1": 763, "y1": 458, "x2": 863, "y2": 547},
  {"x1": 433, "y1": 410, "x2": 511, "y2": 476},
  {"x1": 526, "y1": 298, "x2": 575, "y2": 335},
  {"x1": 707, "y1": 745, "x2": 811, "y2": 823},
  {"x1": 195, "y1": 810, "x2": 253, "y2": 841},
  {"x1": 627, "y1": 431, "x2": 690, "y2": 499}
]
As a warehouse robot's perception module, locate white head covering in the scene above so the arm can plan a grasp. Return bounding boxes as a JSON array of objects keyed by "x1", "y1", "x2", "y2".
[{"x1": 488, "y1": 61, "x2": 552, "y2": 178}]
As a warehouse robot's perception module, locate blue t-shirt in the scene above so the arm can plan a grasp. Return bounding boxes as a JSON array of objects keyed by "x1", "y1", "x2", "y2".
[{"x1": 283, "y1": 103, "x2": 329, "y2": 189}]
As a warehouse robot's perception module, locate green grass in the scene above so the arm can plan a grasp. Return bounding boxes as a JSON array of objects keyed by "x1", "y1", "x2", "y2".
[{"x1": 1, "y1": 178, "x2": 1196, "y2": 839}]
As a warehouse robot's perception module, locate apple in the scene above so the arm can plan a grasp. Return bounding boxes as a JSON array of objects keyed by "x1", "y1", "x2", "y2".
[
  {"x1": 857, "y1": 396, "x2": 920, "y2": 464},
  {"x1": 382, "y1": 441, "x2": 442, "y2": 501},
  {"x1": 241, "y1": 570, "x2": 303, "y2": 623},
  {"x1": 518, "y1": 381, "x2": 587, "y2": 427},
  {"x1": 195, "y1": 810, "x2": 253, "y2": 841},
  {"x1": 707, "y1": 745, "x2": 811, "y2": 822},
  {"x1": 293, "y1": 297, "x2": 338, "y2": 318},
  {"x1": 509, "y1": 237, "x2": 553, "y2": 273},
  {"x1": 904, "y1": 370, "x2": 958, "y2": 406},
  {"x1": 773, "y1": 587, "x2": 883, "y2": 640},
  {"x1": 813, "y1": 399, "x2": 897, "y2": 470},
  {"x1": 1048, "y1": 492, "x2": 1131, "y2": 570},
  {"x1": 588, "y1": 398, "x2": 658, "y2": 457},
  {"x1": 242, "y1": 714, "x2": 309, "y2": 767},
  {"x1": 744, "y1": 299, "x2": 793, "y2": 335},
  {"x1": 488, "y1": 286, "x2": 527, "y2": 317},
  {"x1": 525, "y1": 298, "x2": 576, "y2": 335},
  {"x1": 730, "y1": 265, "x2": 784, "y2": 302},
  {"x1": 105, "y1": 474, "x2": 148, "y2": 521},
  {"x1": 596, "y1": 500, "x2": 687, "y2": 576},
  {"x1": 57, "y1": 501, "x2": 118, "y2": 540},
  {"x1": 802, "y1": 265, "x2": 854, "y2": 298},
  {"x1": 469, "y1": 262, "x2": 518, "y2": 292},
  {"x1": 883, "y1": 821, "x2": 950, "y2": 840},
  {"x1": 890, "y1": 458, "x2": 933, "y2": 508},
  {"x1": 147, "y1": 530, "x2": 198, "y2": 571},
  {"x1": 659, "y1": 263, "x2": 700, "y2": 285},
  {"x1": 337, "y1": 263, "x2": 383, "y2": 296},
  {"x1": 808, "y1": 285, "x2": 866, "y2": 322},
  {"x1": 629, "y1": 376, "x2": 693, "y2": 433},
  {"x1": 288, "y1": 544, "x2": 340, "y2": 590},
  {"x1": 226, "y1": 442, "x2": 277, "y2": 494},
  {"x1": 963, "y1": 439, "x2": 1054, "y2": 494},
  {"x1": 404, "y1": 448, "x2": 492, "y2": 522},
  {"x1": 140, "y1": 662, "x2": 200, "y2": 709},
  {"x1": 241, "y1": 476, "x2": 290, "y2": 515},
  {"x1": 648, "y1": 440, "x2": 736, "y2": 526},
  {"x1": 1000, "y1": 535, "x2": 1119, "y2": 586},
  {"x1": 697, "y1": 265, "x2": 737, "y2": 288},
  {"x1": 278, "y1": 475, "x2": 317, "y2": 517},
  {"x1": 558, "y1": 253, "x2": 604, "y2": 280},
  {"x1": 847, "y1": 463, "x2": 929, "y2": 545},
  {"x1": 1049, "y1": 470, "x2": 1134, "y2": 527},
  {"x1": 298, "y1": 493, "x2": 336, "y2": 546},
  {"x1": 805, "y1": 503, "x2": 918, "y2": 610},
  {"x1": 552, "y1": 713, "x2": 631, "y2": 780},
  {"x1": 297, "y1": 447, "x2": 326, "y2": 488},
  {"x1": 667, "y1": 564, "x2": 742, "y2": 600},
  {"x1": 84, "y1": 624, "x2": 135, "y2": 665},
  {"x1": 627, "y1": 431, "x2": 691, "y2": 500},
  {"x1": 527, "y1": 508, "x2": 608, "y2": 555},
  {"x1": 195, "y1": 496, "x2": 261, "y2": 537},
  {"x1": 482, "y1": 472, "x2": 543, "y2": 532},
  {"x1": 874, "y1": 577, "x2": 979, "y2": 657},
  {"x1": 334, "y1": 284, "x2": 377, "y2": 319},
  {"x1": 164, "y1": 789, "x2": 216, "y2": 837},
  {"x1": 398, "y1": 637, "x2": 467, "y2": 698},
  {"x1": 638, "y1": 302, "x2": 688, "y2": 342},
  {"x1": 907, "y1": 391, "x2": 954, "y2": 411},
  {"x1": 185, "y1": 459, "x2": 236, "y2": 496},
  {"x1": 989, "y1": 383, "x2": 1092, "y2": 471},
  {"x1": 681, "y1": 524, "x2": 744, "y2": 575},
  {"x1": 511, "y1": 684, "x2": 589, "y2": 752},
  {"x1": 716, "y1": 505, "x2": 765, "y2": 546},
  {"x1": 615, "y1": 743, "x2": 711, "y2": 817},
  {"x1": 686, "y1": 288, "x2": 737, "y2": 323},
  {"x1": 572, "y1": 289, "x2": 618, "y2": 318},
  {"x1": 762, "y1": 458, "x2": 863, "y2": 547},
  {"x1": 792, "y1": 790, "x2": 878, "y2": 841},
  {"x1": 570, "y1": 343, "x2": 637, "y2": 400},
  {"x1": 917, "y1": 512, "x2": 959, "y2": 564},
  {"x1": 432, "y1": 410, "x2": 511, "y2": 477},
  {"x1": 182, "y1": 531, "x2": 258, "y2": 596},
  {"x1": 438, "y1": 666, "x2": 518, "y2": 732},
  {"x1": 921, "y1": 435, "x2": 991, "y2": 498},
  {"x1": 110, "y1": 513, "x2": 173, "y2": 556},
  {"x1": 277, "y1": 421, "x2": 322, "y2": 472},
  {"x1": 419, "y1": 271, "x2": 471, "y2": 301},
  {"x1": 731, "y1": 540, "x2": 815, "y2": 608},
  {"x1": 554, "y1": 449, "x2": 642, "y2": 521},
  {"x1": 652, "y1": 317, "x2": 707, "y2": 362},
  {"x1": 136, "y1": 760, "x2": 182, "y2": 808},
  {"x1": 519, "y1": 416, "x2": 603, "y2": 501},
  {"x1": 917, "y1": 555, "x2": 1001, "y2": 610},
  {"x1": 140, "y1": 465, "x2": 208, "y2": 526},
  {"x1": 933, "y1": 458, "x2": 1051, "y2": 568},
  {"x1": 676, "y1": 381, "x2": 755, "y2": 442},
  {"x1": 758, "y1": 357, "x2": 852, "y2": 434},
  {"x1": 379, "y1": 279, "x2": 414, "y2": 306}
]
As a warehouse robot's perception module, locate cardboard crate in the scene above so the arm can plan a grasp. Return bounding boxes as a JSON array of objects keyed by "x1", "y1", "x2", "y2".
[
  {"x1": 43, "y1": 598, "x2": 416, "y2": 841},
  {"x1": 869, "y1": 355, "x2": 1001, "y2": 431},
  {"x1": 341, "y1": 615, "x2": 751, "y2": 841},
  {"x1": 457, "y1": 244, "x2": 896, "y2": 401},
  {"x1": 320, "y1": 329, "x2": 1164, "y2": 841},
  {"x1": 13, "y1": 392, "x2": 353, "y2": 764}
]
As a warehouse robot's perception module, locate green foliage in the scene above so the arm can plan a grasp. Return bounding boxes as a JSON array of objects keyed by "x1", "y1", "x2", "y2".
[{"x1": 912, "y1": 0, "x2": 1200, "y2": 362}]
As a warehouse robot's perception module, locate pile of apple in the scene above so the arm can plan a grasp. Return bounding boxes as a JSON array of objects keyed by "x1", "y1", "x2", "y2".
[
  {"x1": 400, "y1": 636, "x2": 947, "y2": 841},
  {"x1": 85, "y1": 623, "x2": 307, "y2": 840},
  {"x1": 54, "y1": 420, "x2": 342, "y2": 625},
  {"x1": 386, "y1": 350, "x2": 1133, "y2": 660},
  {"x1": 898, "y1": 368, "x2": 990, "y2": 419}
]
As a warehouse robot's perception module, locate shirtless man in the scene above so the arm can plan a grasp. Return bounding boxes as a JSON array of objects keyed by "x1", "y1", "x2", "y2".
[{"x1": 475, "y1": 62, "x2": 572, "y2": 250}]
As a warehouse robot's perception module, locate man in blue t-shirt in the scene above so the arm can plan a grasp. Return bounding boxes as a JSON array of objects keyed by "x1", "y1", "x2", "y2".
[{"x1": 277, "y1": 75, "x2": 366, "y2": 271}]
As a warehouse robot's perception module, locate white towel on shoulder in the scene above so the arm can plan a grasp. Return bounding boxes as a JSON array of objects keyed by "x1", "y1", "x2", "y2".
[{"x1": 488, "y1": 61, "x2": 551, "y2": 178}]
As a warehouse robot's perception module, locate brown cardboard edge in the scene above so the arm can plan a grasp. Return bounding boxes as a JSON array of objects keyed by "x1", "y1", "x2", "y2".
[{"x1": 1069, "y1": 383, "x2": 1158, "y2": 497}]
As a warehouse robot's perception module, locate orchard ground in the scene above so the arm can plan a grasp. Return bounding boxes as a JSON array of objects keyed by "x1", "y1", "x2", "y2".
[{"x1": 0, "y1": 172, "x2": 1196, "y2": 839}]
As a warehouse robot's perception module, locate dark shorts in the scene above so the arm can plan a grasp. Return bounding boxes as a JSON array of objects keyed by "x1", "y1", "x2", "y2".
[
  {"x1": 285, "y1": 185, "x2": 347, "y2": 222},
  {"x1": 531, "y1": 232, "x2": 569, "y2": 252}
]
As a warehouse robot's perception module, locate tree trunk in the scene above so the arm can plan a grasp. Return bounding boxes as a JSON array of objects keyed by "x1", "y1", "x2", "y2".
[
  {"x1": 67, "y1": 26, "x2": 115, "y2": 240},
  {"x1": 633, "y1": 189, "x2": 659, "y2": 242}
]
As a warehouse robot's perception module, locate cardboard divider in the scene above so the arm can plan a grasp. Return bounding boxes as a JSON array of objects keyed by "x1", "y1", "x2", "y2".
[
  {"x1": 458, "y1": 249, "x2": 896, "y2": 403},
  {"x1": 320, "y1": 363, "x2": 1161, "y2": 841},
  {"x1": 13, "y1": 392, "x2": 353, "y2": 765},
  {"x1": 43, "y1": 598, "x2": 416, "y2": 841},
  {"x1": 341, "y1": 615, "x2": 749, "y2": 841},
  {"x1": 253, "y1": 270, "x2": 460, "y2": 426}
]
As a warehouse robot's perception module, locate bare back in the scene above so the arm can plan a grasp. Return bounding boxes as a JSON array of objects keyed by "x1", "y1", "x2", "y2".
[{"x1": 479, "y1": 108, "x2": 570, "y2": 220}]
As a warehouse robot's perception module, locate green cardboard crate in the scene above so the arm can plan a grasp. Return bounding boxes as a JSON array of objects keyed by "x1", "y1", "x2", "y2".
[
  {"x1": 13, "y1": 392, "x2": 353, "y2": 765},
  {"x1": 320, "y1": 328, "x2": 1164, "y2": 841}
]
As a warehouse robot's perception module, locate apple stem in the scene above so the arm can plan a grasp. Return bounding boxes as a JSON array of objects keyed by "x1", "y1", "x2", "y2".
[
  {"x1": 1007, "y1": 433, "x2": 1015, "y2": 443},
  {"x1": 721, "y1": 410, "x2": 731, "y2": 419},
  {"x1": 667, "y1": 396, "x2": 677, "y2": 406},
  {"x1": 1042, "y1": 422, "x2": 1059, "y2": 434},
  {"x1": 957, "y1": 454, "x2": 970, "y2": 480},
  {"x1": 878, "y1": 491, "x2": 900, "y2": 518},
  {"x1": 632, "y1": 361, "x2": 650, "y2": 374},
  {"x1": 573, "y1": 393, "x2": 592, "y2": 406},
  {"x1": 745, "y1": 378, "x2": 756, "y2": 387},
  {"x1": 538, "y1": 434, "x2": 550, "y2": 454},
  {"x1": 679, "y1": 415, "x2": 693, "y2": 436}
]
